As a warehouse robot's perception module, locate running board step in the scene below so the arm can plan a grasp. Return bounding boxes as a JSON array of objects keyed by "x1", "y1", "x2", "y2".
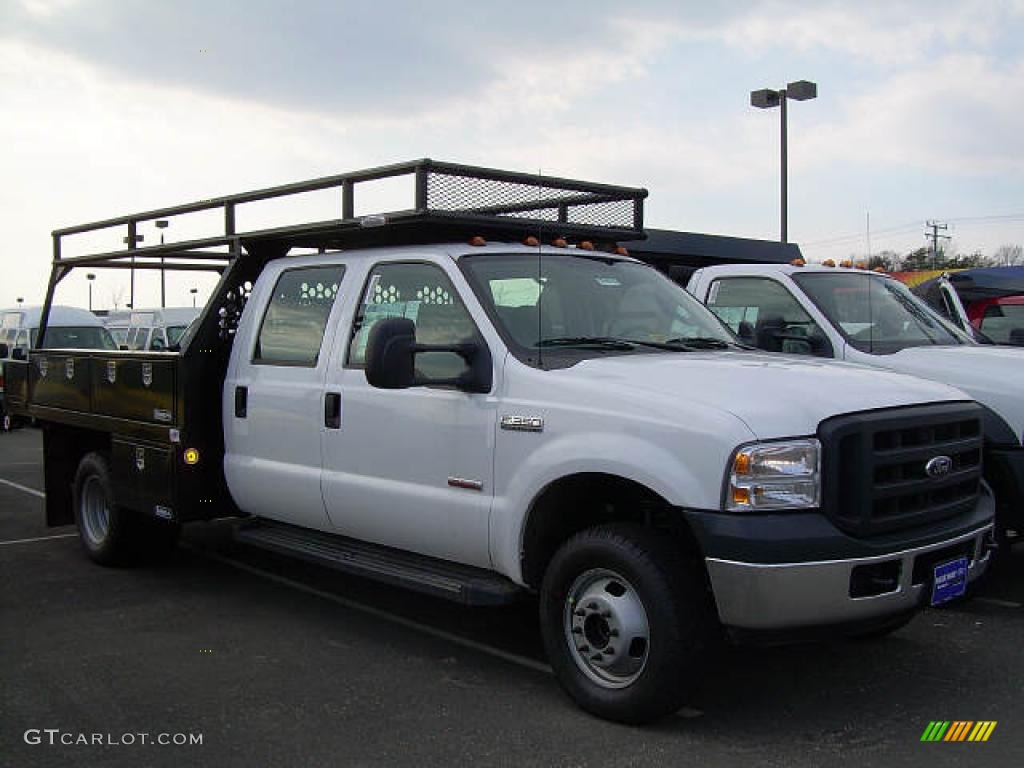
[{"x1": 234, "y1": 521, "x2": 522, "y2": 606}]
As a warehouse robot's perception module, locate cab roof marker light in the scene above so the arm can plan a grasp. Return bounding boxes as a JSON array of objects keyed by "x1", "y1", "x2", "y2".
[
  {"x1": 790, "y1": 258, "x2": 805, "y2": 267},
  {"x1": 468, "y1": 236, "x2": 486, "y2": 247},
  {"x1": 551, "y1": 238, "x2": 568, "y2": 248},
  {"x1": 578, "y1": 240, "x2": 595, "y2": 251},
  {"x1": 822, "y1": 259, "x2": 836, "y2": 267},
  {"x1": 522, "y1": 235, "x2": 540, "y2": 247},
  {"x1": 614, "y1": 246, "x2": 629, "y2": 256},
  {"x1": 839, "y1": 260, "x2": 853, "y2": 268}
]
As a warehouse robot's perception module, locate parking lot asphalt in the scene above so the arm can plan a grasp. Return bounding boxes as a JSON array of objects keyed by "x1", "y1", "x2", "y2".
[{"x1": 1, "y1": 427, "x2": 1022, "y2": 768}]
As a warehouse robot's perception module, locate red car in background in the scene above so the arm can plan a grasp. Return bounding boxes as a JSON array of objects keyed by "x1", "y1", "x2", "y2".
[{"x1": 895, "y1": 266, "x2": 1024, "y2": 346}]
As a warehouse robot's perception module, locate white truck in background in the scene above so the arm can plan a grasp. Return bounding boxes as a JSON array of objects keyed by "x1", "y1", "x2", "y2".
[
  {"x1": 687, "y1": 263, "x2": 1024, "y2": 545},
  {"x1": 8, "y1": 162, "x2": 996, "y2": 724}
]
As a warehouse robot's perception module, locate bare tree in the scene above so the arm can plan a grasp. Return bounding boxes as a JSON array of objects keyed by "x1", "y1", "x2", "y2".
[{"x1": 993, "y1": 244, "x2": 1023, "y2": 266}]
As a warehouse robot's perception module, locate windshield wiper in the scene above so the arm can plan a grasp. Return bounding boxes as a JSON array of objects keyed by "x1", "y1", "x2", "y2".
[
  {"x1": 536, "y1": 336, "x2": 637, "y2": 350},
  {"x1": 663, "y1": 337, "x2": 734, "y2": 350}
]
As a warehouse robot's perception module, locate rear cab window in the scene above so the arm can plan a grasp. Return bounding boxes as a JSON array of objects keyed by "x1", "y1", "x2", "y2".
[{"x1": 254, "y1": 265, "x2": 346, "y2": 366}]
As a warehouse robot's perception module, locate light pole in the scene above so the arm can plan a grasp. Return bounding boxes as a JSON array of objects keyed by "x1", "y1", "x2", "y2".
[
  {"x1": 156, "y1": 220, "x2": 169, "y2": 308},
  {"x1": 750, "y1": 80, "x2": 817, "y2": 243},
  {"x1": 87, "y1": 273, "x2": 96, "y2": 312},
  {"x1": 190, "y1": 287, "x2": 198, "y2": 308}
]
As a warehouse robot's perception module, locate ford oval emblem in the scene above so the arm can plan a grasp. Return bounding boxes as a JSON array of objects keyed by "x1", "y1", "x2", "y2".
[{"x1": 925, "y1": 455, "x2": 953, "y2": 478}]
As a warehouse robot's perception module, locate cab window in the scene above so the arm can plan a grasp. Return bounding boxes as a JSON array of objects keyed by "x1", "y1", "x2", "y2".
[
  {"x1": 254, "y1": 265, "x2": 345, "y2": 366},
  {"x1": 348, "y1": 262, "x2": 480, "y2": 380},
  {"x1": 707, "y1": 277, "x2": 832, "y2": 357}
]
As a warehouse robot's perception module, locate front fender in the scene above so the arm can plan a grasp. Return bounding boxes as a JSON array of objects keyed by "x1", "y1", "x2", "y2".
[{"x1": 488, "y1": 431, "x2": 728, "y2": 584}]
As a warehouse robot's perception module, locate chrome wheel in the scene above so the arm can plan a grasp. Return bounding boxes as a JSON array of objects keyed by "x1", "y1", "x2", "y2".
[
  {"x1": 564, "y1": 568, "x2": 650, "y2": 689},
  {"x1": 80, "y1": 476, "x2": 111, "y2": 548}
]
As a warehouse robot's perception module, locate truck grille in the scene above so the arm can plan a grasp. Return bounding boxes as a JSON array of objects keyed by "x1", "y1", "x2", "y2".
[{"x1": 818, "y1": 403, "x2": 983, "y2": 537}]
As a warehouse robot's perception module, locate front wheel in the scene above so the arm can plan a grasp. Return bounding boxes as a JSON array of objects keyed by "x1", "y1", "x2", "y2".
[{"x1": 539, "y1": 523, "x2": 715, "y2": 724}]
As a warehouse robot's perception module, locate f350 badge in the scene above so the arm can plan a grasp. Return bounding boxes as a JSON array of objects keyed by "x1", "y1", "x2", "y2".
[
  {"x1": 141, "y1": 363, "x2": 153, "y2": 387},
  {"x1": 38, "y1": 359, "x2": 48, "y2": 378},
  {"x1": 106, "y1": 360, "x2": 117, "y2": 384},
  {"x1": 65, "y1": 358, "x2": 75, "y2": 380}
]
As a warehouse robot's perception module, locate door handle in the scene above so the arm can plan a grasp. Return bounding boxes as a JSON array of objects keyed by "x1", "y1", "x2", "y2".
[
  {"x1": 325, "y1": 392, "x2": 341, "y2": 429},
  {"x1": 234, "y1": 386, "x2": 248, "y2": 418}
]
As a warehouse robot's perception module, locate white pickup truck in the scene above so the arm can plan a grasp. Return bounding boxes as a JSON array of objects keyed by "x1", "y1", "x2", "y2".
[
  {"x1": 688, "y1": 262, "x2": 1024, "y2": 545},
  {"x1": 9, "y1": 162, "x2": 996, "y2": 724}
]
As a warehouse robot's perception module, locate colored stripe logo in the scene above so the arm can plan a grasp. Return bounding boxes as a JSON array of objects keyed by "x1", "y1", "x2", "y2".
[{"x1": 921, "y1": 721, "x2": 997, "y2": 742}]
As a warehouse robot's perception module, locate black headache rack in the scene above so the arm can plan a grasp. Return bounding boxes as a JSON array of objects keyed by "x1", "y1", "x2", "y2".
[{"x1": 37, "y1": 158, "x2": 647, "y2": 347}]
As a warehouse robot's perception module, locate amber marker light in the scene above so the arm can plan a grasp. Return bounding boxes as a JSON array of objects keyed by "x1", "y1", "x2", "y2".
[
  {"x1": 551, "y1": 238, "x2": 568, "y2": 248},
  {"x1": 578, "y1": 240, "x2": 595, "y2": 251},
  {"x1": 469, "y1": 236, "x2": 487, "y2": 246},
  {"x1": 733, "y1": 452, "x2": 752, "y2": 475},
  {"x1": 523, "y1": 235, "x2": 540, "y2": 247},
  {"x1": 614, "y1": 246, "x2": 629, "y2": 256},
  {"x1": 790, "y1": 258, "x2": 805, "y2": 267},
  {"x1": 732, "y1": 487, "x2": 752, "y2": 505},
  {"x1": 184, "y1": 448, "x2": 200, "y2": 465},
  {"x1": 822, "y1": 259, "x2": 836, "y2": 267}
]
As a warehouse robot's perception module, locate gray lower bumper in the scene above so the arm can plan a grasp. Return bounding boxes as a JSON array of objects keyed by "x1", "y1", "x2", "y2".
[{"x1": 706, "y1": 524, "x2": 993, "y2": 630}]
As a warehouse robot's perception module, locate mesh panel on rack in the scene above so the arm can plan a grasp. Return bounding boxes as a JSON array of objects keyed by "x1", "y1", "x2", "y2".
[{"x1": 426, "y1": 172, "x2": 635, "y2": 229}]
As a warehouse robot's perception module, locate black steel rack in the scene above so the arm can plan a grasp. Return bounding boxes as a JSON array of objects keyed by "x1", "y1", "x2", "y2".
[{"x1": 39, "y1": 159, "x2": 646, "y2": 344}]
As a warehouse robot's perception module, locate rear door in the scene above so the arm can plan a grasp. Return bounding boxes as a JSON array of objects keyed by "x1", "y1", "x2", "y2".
[{"x1": 224, "y1": 262, "x2": 347, "y2": 531}]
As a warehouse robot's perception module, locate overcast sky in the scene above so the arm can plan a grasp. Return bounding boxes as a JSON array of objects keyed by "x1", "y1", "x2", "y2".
[{"x1": 2, "y1": 0, "x2": 1023, "y2": 310}]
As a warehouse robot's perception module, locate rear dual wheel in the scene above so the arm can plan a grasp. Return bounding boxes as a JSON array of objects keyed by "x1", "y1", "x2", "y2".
[
  {"x1": 540, "y1": 523, "x2": 715, "y2": 724},
  {"x1": 73, "y1": 452, "x2": 180, "y2": 566}
]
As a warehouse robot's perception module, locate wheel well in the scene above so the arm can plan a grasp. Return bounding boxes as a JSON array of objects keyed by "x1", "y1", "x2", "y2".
[
  {"x1": 520, "y1": 473, "x2": 702, "y2": 589},
  {"x1": 42, "y1": 424, "x2": 111, "y2": 527}
]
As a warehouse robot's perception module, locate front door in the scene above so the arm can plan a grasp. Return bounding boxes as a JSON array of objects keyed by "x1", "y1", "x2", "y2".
[
  {"x1": 321, "y1": 259, "x2": 497, "y2": 568},
  {"x1": 224, "y1": 263, "x2": 347, "y2": 531}
]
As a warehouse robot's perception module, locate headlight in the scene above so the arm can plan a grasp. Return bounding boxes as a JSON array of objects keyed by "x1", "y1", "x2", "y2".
[{"x1": 726, "y1": 439, "x2": 821, "y2": 511}]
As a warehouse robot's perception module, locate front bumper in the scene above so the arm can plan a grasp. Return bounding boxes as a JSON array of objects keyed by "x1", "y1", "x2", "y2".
[{"x1": 706, "y1": 524, "x2": 992, "y2": 630}]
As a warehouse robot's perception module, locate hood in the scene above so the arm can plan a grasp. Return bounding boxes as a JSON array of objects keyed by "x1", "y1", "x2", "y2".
[
  {"x1": 560, "y1": 350, "x2": 972, "y2": 441},
  {"x1": 871, "y1": 345, "x2": 1024, "y2": 444}
]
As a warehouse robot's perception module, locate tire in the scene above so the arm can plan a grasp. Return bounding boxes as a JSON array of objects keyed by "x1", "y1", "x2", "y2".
[
  {"x1": 72, "y1": 452, "x2": 180, "y2": 565},
  {"x1": 539, "y1": 523, "x2": 715, "y2": 724}
]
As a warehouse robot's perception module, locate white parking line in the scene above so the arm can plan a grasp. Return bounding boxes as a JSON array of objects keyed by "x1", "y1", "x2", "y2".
[
  {"x1": 0, "y1": 533, "x2": 77, "y2": 546},
  {"x1": 191, "y1": 546, "x2": 553, "y2": 676},
  {"x1": 0, "y1": 477, "x2": 46, "y2": 499}
]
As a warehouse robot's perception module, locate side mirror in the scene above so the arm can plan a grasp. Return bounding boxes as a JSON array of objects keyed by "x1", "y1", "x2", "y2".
[
  {"x1": 365, "y1": 317, "x2": 492, "y2": 393},
  {"x1": 12, "y1": 347, "x2": 27, "y2": 361},
  {"x1": 365, "y1": 318, "x2": 417, "y2": 389},
  {"x1": 736, "y1": 321, "x2": 755, "y2": 344},
  {"x1": 0, "y1": 343, "x2": 8, "y2": 358}
]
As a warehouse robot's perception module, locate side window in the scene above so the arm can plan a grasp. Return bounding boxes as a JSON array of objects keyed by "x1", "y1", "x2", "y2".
[
  {"x1": 254, "y1": 265, "x2": 345, "y2": 366},
  {"x1": 349, "y1": 262, "x2": 480, "y2": 380},
  {"x1": 707, "y1": 277, "x2": 831, "y2": 357}
]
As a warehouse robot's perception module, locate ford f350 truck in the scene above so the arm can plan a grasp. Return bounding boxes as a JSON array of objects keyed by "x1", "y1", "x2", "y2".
[
  {"x1": 687, "y1": 262, "x2": 1023, "y2": 546},
  {"x1": 6, "y1": 161, "x2": 995, "y2": 724}
]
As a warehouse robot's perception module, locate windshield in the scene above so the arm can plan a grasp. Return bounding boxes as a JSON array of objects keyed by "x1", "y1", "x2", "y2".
[
  {"x1": 31, "y1": 326, "x2": 118, "y2": 350},
  {"x1": 461, "y1": 253, "x2": 735, "y2": 362},
  {"x1": 793, "y1": 273, "x2": 964, "y2": 354}
]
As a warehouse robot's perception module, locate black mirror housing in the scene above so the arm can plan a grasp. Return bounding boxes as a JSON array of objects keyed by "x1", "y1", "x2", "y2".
[
  {"x1": 11, "y1": 347, "x2": 27, "y2": 361},
  {"x1": 365, "y1": 317, "x2": 417, "y2": 389},
  {"x1": 365, "y1": 317, "x2": 493, "y2": 393}
]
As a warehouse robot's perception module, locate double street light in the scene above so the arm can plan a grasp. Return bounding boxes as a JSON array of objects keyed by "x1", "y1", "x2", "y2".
[{"x1": 750, "y1": 80, "x2": 817, "y2": 243}]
